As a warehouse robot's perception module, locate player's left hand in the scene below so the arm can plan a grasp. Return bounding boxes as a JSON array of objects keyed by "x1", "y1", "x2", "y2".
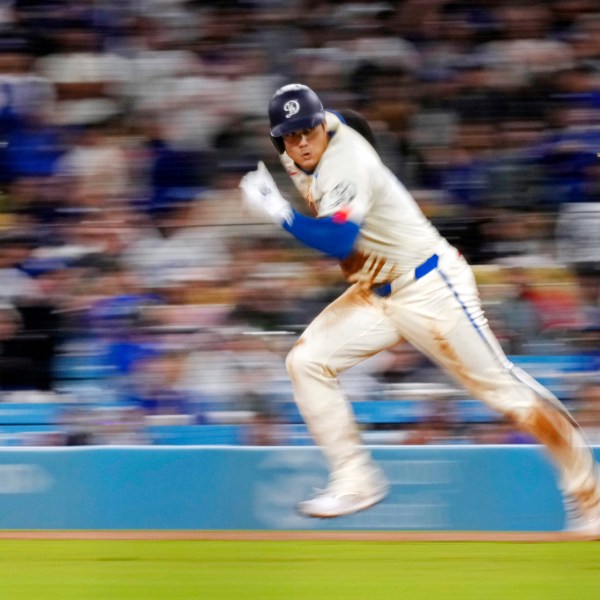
[{"x1": 239, "y1": 161, "x2": 293, "y2": 226}]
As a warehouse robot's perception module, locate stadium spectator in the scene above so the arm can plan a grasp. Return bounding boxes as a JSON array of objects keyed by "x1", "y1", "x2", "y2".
[{"x1": 0, "y1": 0, "x2": 599, "y2": 446}]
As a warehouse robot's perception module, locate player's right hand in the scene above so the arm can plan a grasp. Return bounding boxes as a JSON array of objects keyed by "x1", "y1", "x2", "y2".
[{"x1": 239, "y1": 162, "x2": 293, "y2": 226}]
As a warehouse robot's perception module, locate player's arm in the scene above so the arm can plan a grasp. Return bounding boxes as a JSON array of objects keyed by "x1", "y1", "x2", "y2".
[
  {"x1": 282, "y1": 209, "x2": 359, "y2": 260},
  {"x1": 239, "y1": 162, "x2": 361, "y2": 260}
]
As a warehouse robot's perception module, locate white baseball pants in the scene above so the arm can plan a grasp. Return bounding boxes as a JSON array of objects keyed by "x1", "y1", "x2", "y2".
[{"x1": 286, "y1": 244, "x2": 600, "y2": 509}]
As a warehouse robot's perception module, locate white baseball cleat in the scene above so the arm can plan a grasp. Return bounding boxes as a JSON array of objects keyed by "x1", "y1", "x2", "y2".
[
  {"x1": 567, "y1": 511, "x2": 600, "y2": 540},
  {"x1": 563, "y1": 496, "x2": 600, "y2": 540},
  {"x1": 580, "y1": 515, "x2": 600, "y2": 540},
  {"x1": 297, "y1": 485, "x2": 388, "y2": 519}
]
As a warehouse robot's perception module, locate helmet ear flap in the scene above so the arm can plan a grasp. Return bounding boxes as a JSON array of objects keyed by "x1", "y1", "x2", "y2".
[{"x1": 271, "y1": 135, "x2": 285, "y2": 154}]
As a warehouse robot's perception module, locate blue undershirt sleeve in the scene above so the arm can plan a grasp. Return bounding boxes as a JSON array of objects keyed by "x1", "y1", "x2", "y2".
[{"x1": 282, "y1": 209, "x2": 360, "y2": 260}]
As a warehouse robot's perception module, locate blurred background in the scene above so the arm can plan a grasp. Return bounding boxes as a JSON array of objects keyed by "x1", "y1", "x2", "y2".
[{"x1": 0, "y1": 0, "x2": 598, "y2": 448}]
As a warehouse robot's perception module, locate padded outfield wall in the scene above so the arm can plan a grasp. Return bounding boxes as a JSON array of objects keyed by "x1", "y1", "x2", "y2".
[{"x1": 0, "y1": 445, "x2": 584, "y2": 532}]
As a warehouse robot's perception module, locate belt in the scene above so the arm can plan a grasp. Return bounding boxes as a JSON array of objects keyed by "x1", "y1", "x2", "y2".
[{"x1": 373, "y1": 253, "x2": 439, "y2": 297}]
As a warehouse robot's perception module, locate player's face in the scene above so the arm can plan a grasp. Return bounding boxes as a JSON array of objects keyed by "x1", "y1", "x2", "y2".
[{"x1": 282, "y1": 123, "x2": 328, "y2": 172}]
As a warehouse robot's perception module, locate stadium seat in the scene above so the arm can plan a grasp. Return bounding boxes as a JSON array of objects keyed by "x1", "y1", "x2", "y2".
[{"x1": 144, "y1": 424, "x2": 242, "y2": 445}]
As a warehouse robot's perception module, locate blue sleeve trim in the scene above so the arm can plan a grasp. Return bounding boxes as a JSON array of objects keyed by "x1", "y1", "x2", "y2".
[{"x1": 282, "y1": 210, "x2": 360, "y2": 260}]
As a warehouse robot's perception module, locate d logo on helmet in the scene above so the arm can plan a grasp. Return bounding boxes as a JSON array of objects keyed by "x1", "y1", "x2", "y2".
[{"x1": 284, "y1": 100, "x2": 300, "y2": 119}]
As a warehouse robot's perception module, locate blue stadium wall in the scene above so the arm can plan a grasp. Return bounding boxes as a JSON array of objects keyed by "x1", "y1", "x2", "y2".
[
  {"x1": 0, "y1": 446, "x2": 584, "y2": 531},
  {"x1": 0, "y1": 445, "x2": 584, "y2": 531}
]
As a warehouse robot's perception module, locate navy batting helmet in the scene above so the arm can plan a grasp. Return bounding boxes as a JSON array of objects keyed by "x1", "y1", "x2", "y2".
[{"x1": 268, "y1": 84, "x2": 325, "y2": 139}]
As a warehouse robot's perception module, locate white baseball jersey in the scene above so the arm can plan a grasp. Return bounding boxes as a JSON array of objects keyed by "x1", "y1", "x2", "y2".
[
  {"x1": 279, "y1": 112, "x2": 598, "y2": 511},
  {"x1": 280, "y1": 111, "x2": 443, "y2": 285}
]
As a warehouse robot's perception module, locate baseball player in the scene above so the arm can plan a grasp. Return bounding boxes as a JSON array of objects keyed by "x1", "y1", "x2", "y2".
[{"x1": 239, "y1": 83, "x2": 600, "y2": 533}]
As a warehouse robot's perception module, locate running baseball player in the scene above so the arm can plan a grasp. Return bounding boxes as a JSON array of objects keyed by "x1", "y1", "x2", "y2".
[{"x1": 239, "y1": 83, "x2": 600, "y2": 534}]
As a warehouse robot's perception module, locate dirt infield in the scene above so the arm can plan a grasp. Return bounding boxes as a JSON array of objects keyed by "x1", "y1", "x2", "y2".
[{"x1": 0, "y1": 530, "x2": 588, "y2": 542}]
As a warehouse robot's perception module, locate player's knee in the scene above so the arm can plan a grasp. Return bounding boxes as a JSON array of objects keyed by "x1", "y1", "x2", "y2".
[
  {"x1": 499, "y1": 406, "x2": 529, "y2": 429},
  {"x1": 497, "y1": 397, "x2": 559, "y2": 437},
  {"x1": 286, "y1": 342, "x2": 330, "y2": 382},
  {"x1": 465, "y1": 378, "x2": 538, "y2": 422},
  {"x1": 286, "y1": 343, "x2": 311, "y2": 380}
]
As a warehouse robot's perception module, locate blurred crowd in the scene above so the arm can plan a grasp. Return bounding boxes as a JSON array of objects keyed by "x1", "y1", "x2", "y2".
[{"x1": 0, "y1": 0, "x2": 599, "y2": 446}]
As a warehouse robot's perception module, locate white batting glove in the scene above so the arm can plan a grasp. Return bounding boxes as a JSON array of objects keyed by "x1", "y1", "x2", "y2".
[{"x1": 239, "y1": 161, "x2": 293, "y2": 226}]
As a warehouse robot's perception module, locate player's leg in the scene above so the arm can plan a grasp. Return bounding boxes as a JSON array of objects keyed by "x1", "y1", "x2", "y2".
[
  {"x1": 388, "y1": 249, "x2": 600, "y2": 532},
  {"x1": 500, "y1": 363, "x2": 600, "y2": 533},
  {"x1": 286, "y1": 283, "x2": 400, "y2": 517}
]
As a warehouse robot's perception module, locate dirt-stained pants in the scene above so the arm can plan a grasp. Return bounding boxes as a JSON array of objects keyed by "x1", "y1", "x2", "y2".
[{"x1": 286, "y1": 246, "x2": 599, "y2": 511}]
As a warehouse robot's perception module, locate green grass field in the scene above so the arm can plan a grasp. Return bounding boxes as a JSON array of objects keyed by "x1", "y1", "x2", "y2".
[{"x1": 0, "y1": 539, "x2": 599, "y2": 599}]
